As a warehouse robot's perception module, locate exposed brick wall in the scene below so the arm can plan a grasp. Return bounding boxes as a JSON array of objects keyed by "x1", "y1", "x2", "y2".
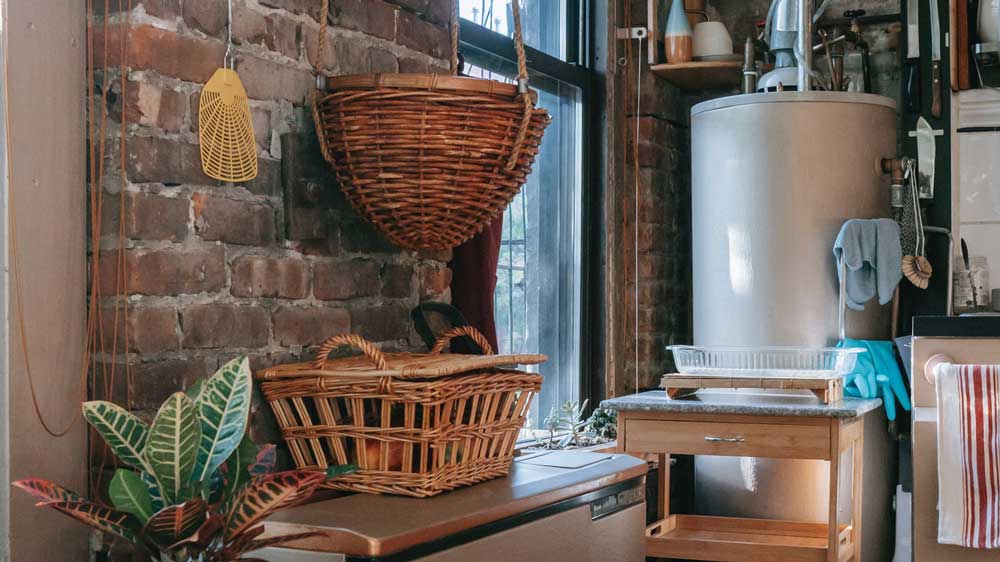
[{"x1": 89, "y1": 0, "x2": 454, "y2": 445}]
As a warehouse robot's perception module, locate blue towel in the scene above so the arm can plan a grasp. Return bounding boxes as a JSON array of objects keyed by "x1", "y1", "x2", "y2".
[
  {"x1": 833, "y1": 219, "x2": 902, "y2": 311},
  {"x1": 837, "y1": 339, "x2": 911, "y2": 421}
]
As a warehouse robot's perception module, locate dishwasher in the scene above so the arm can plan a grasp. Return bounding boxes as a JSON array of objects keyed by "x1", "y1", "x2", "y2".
[{"x1": 253, "y1": 452, "x2": 647, "y2": 562}]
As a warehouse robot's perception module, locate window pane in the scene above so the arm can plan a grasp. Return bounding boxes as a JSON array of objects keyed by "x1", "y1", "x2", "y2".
[
  {"x1": 459, "y1": 0, "x2": 569, "y2": 60},
  {"x1": 463, "y1": 47, "x2": 583, "y2": 430}
]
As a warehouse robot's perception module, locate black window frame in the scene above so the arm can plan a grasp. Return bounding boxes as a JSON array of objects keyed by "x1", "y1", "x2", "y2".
[{"x1": 459, "y1": 0, "x2": 604, "y2": 414}]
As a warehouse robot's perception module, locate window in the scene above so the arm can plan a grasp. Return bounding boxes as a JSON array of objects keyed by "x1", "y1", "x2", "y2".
[{"x1": 460, "y1": 1, "x2": 592, "y2": 432}]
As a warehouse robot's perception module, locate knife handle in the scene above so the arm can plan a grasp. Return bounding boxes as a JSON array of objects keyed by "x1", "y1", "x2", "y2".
[
  {"x1": 906, "y1": 61, "x2": 921, "y2": 113},
  {"x1": 931, "y1": 60, "x2": 942, "y2": 119}
]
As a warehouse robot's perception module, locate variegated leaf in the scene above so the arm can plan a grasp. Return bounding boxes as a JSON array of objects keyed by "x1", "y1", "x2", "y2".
[
  {"x1": 223, "y1": 435, "x2": 258, "y2": 499},
  {"x1": 144, "y1": 497, "x2": 208, "y2": 549},
  {"x1": 194, "y1": 357, "x2": 253, "y2": 484},
  {"x1": 167, "y1": 513, "x2": 223, "y2": 550},
  {"x1": 233, "y1": 530, "x2": 322, "y2": 557},
  {"x1": 224, "y1": 471, "x2": 326, "y2": 539},
  {"x1": 141, "y1": 471, "x2": 167, "y2": 512},
  {"x1": 248, "y1": 444, "x2": 277, "y2": 478},
  {"x1": 82, "y1": 401, "x2": 150, "y2": 471},
  {"x1": 12, "y1": 478, "x2": 84, "y2": 504},
  {"x1": 144, "y1": 392, "x2": 200, "y2": 504},
  {"x1": 185, "y1": 379, "x2": 205, "y2": 401},
  {"x1": 43, "y1": 500, "x2": 140, "y2": 543},
  {"x1": 109, "y1": 469, "x2": 154, "y2": 523}
]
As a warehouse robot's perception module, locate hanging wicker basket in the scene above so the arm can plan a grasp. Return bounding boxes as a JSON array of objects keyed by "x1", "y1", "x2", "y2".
[{"x1": 311, "y1": 0, "x2": 551, "y2": 251}]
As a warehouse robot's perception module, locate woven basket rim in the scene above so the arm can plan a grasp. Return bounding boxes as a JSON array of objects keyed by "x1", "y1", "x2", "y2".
[
  {"x1": 256, "y1": 352, "x2": 547, "y2": 381},
  {"x1": 319, "y1": 73, "x2": 540, "y2": 102}
]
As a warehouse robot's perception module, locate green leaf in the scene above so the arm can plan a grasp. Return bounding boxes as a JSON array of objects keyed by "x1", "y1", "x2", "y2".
[
  {"x1": 109, "y1": 469, "x2": 155, "y2": 523},
  {"x1": 225, "y1": 471, "x2": 326, "y2": 539},
  {"x1": 144, "y1": 392, "x2": 201, "y2": 504},
  {"x1": 326, "y1": 464, "x2": 357, "y2": 479},
  {"x1": 186, "y1": 379, "x2": 205, "y2": 401},
  {"x1": 193, "y1": 357, "x2": 253, "y2": 484},
  {"x1": 140, "y1": 471, "x2": 166, "y2": 512},
  {"x1": 223, "y1": 435, "x2": 258, "y2": 500},
  {"x1": 144, "y1": 497, "x2": 208, "y2": 549},
  {"x1": 42, "y1": 500, "x2": 140, "y2": 543},
  {"x1": 82, "y1": 401, "x2": 150, "y2": 472}
]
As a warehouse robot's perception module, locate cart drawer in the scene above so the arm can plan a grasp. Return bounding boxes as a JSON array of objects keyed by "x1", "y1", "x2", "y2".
[{"x1": 625, "y1": 419, "x2": 831, "y2": 460}]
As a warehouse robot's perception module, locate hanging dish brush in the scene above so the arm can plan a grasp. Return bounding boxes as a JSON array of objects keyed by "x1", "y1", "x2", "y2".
[
  {"x1": 198, "y1": 0, "x2": 257, "y2": 183},
  {"x1": 900, "y1": 158, "x2": 931, "y2": 289}
]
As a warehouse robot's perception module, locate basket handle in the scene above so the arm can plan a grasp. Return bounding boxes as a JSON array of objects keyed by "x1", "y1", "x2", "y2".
[
  {"x1": 430, "y1": 326, "x2": 494, "y2": 356},
  {"x1": 313, "y1": 334, "x2": 390, "y2": 370}
]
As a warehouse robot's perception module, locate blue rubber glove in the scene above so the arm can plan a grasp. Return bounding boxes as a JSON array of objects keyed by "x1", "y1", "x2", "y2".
[{"x1": 838, "y1": 339, "x2": 911, "y2": 421}]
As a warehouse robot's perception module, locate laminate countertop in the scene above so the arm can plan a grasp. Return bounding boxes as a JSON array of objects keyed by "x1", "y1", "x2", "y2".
[
  {"x1": 260, "y1": 452, "x2": 647, "y2": 558},
  {"x1": 602, "y1": 389, "x2": 882, "y2": 418}
]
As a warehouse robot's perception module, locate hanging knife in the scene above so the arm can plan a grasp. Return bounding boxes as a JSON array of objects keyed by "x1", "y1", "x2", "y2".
[
  {"x1": 906, "y1": 0, "x2": 921, "y2": 112},
  {"x1": 929, "y1": 0, "x2": 943, "y2": 118}
]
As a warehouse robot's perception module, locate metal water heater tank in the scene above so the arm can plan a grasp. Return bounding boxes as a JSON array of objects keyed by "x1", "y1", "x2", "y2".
[{"x1": 690, "y1": 92, "x2": 898, "y2": 540}]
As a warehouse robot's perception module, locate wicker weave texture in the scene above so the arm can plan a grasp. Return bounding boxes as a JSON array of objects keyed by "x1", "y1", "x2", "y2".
[
  {"x1": 256, "y1": 330, "x2": 544, "y2": 498},
  {"x1": 313, "y1": 87, "x2": 550, "y2": 250}
]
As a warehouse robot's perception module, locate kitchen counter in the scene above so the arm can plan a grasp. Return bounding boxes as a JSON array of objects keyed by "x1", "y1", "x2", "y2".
[
  {"x1": 913, "y1": 315, "x2": 1000, "y2": 337},
  {"x1": 602, "y1": 389, "x2": 882, "y2": 419},
  {"x1": 258, "y1": 453, "x2": 647, "y2": 560}
]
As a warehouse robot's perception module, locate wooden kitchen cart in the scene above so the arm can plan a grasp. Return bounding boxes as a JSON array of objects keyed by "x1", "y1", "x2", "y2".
[{"x1": 603, "y1": 391, "x2": 883, "y2": 562}]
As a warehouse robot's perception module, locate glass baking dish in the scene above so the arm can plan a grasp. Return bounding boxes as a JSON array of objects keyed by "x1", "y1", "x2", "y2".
[{"x1": 666, "y1": 345, "x2": 865, "y2": 380}]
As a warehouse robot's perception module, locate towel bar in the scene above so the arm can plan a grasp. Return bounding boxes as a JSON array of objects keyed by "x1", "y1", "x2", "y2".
[{"x1": 923, "y1": 353, "x2": 955, "y2": 385}]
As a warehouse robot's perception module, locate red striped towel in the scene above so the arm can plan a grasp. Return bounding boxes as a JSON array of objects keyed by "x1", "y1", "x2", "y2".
[{"x1": 937, "y1": 364, "x2": 1000, "y2": 549}]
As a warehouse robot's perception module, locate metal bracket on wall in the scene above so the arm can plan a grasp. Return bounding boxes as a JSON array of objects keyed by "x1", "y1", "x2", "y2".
[
  {"x1": 281, "y1": 133, "x2": 337, "y2": 241},
  {"x1": 616, "y1": 27, "x2": 648, "y2": 40}
]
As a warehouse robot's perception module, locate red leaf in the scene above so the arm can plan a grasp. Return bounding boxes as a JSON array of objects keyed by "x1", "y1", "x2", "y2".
[
  {"x1": 12, "y1": 478, "x2": 84, "y2": 504},
  {"x1": 225, "y1": 471, "x2": 325, "y2": 539},
  {"x1": 144, "y1": 497, "x2": 208, "y2": 549},
  {"x1": 43, "y1": 500, "x2": 140, "y2": 543}
]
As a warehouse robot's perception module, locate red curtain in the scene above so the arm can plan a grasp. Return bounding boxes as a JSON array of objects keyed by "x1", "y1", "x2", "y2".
[{"x1": 449, "y1": 216, "x2": 504, "y2": 351}]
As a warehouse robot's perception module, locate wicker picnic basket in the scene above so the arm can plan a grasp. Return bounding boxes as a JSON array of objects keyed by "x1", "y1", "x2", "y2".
[
  {"x1": 255, "y1": 327, "x2": 545, "y2": 498},
  {"x1": 311, "y1": 0, "x2": 551, "y2": 251}
]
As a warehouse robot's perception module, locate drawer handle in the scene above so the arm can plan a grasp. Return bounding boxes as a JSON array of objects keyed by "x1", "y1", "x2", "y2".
[{"x1": 704, "y1": 436, "x2": 745, "y2": 443}]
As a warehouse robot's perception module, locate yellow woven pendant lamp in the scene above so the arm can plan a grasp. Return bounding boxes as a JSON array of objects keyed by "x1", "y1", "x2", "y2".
[{"x1": 198, "y1": 0, "x2": 257, "y2": 183}]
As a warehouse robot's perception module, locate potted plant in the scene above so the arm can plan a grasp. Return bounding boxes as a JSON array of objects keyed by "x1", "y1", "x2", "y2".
[
  {"x1": 12, "y1": 356, "x2": 353, "y2": 562},
  {"x1": 534, "y1": 401, "x2": 618, "y2": 450}
]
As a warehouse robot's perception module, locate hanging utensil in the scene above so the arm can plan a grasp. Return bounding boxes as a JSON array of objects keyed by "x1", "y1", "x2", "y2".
[
  {"x1": 906, "y1": 0, "x2": 921, "y2": 112},
  {"x1": 901, "y1": 157, "x2": 932, "y2": 289},
  {"x1": 961, "y1": 238, "x2": 979, "y2": 309},
  {"x1": 929, "y1": 0, "x2": 943, "y2": 118},
  {"x1": 198, "y1": 0, "x2": 257, "y2": 183}
]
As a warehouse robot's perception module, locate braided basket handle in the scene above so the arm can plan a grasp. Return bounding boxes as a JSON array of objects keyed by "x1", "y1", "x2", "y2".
[
  {"x1": 430, "y1": 326, "x2": 494, "y2": 356},
  {"x1": 313, "y1": 334, "x2": 389, "y2": 370}
]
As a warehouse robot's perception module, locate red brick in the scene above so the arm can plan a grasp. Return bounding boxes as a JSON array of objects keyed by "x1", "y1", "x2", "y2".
[
  {"x1": 102, "y1": 192, "x2": 190, "y2": 241},
  {"x1": 259, "y1": 0, "x2": 324, "y2": 21},
  {"x1": 330, "y1": 215, "x2": 395, "y2": 254},
  {"x1": 395, "y1": 9, "x2": 449, "y2": 60},
  {"x1": 193, "y1": 193, "x2": 274, "y2": 246},
  {"x1": 381, "y1": 263, "x2": 414, "y2": 298},
  {"x1": 305, "y1": 27, "x2": 399, "y2": 74},
  {"x1": 182, "y1": 304, "x2": 270, "y2": 349},
  {"x1": 328, "y1": 0, "x2": 397, "y2": 40},
  {"x1": 183, "y1": 0, "x2": 227, "y2": 36},
  {"x1": 93, "y1": 24, "x2": 226, "y2": 85},
  {"x1": 122, "y1": 81, "x2": 187, "y2": 133},
  {"x1": 313, "y1": 259, "x2": 380, "y2": 300},
  {"x1": 127, "y1": 135, "x2": 214, "y2": 185},
  {"x1": 100, "y1": 306, "x2": 180, "y2": 354},
  {"x1": 130, "y1": 356, "x2": 219, "y2": 410},
  {"x1": 244, "y1": 157, "x2": 281, "y2": 197},
  {"x1": 264, "y1": 15, "x2": 301, "y2": 60},
  {"x1": 251, "y1": 107, "x2": 271, "y2": 152},
  {"x1": 236, "y1": 56, "x2": 314, "y2": 103},
  {"x1": 349, "y1": 305, "x2": 411, "y2": 341},
  {"x1": 417, "y1": 263, "x2": 452, "y2": 299},
  {"x1": 99, "y1": 247, "x2": 226, "y2": 296},
  {"x1": 93, "y1": 0, "x2": 181, "y2": 19},
  {"x1": 273, "y1": 306, "x2": 351, "y2": 346},
  {"x1": 233, "y1": 4, "x2": 268, "y2": 45},
  {"x1": 231, "y1": 256, "x2": 309, "y2": 298}
]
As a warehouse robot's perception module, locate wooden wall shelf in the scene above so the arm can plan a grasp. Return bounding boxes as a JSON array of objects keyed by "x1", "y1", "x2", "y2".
[{"x1": 650, "y1": 61, "x2": 743, "y2": 91}]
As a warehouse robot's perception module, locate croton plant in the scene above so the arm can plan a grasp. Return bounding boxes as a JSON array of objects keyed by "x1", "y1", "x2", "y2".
[{"x1": 12, "y1": 356, "x2": 353, "y2": 562}]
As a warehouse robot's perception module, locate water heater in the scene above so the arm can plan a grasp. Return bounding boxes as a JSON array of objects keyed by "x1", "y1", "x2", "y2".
[{"x1": 690, "y1": 92, "x2": 897, "y2": 537}]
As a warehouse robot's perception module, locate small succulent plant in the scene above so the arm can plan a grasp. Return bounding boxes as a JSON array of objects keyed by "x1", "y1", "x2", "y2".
[
  {"x1": 586, "y1": 407, "x2": 618, "y2": 441},
  {"x1": 542, "y1": 399, "x2": 590, "y2": 448},
  {"x1": 13, "y1": 357, "x2": 354, "y2": 562}
]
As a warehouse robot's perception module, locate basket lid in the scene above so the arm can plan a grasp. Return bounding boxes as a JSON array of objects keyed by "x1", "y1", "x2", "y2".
[
  {"x1": 255, "y1": 329, "x2": 546, "y2": 381},
  {"x1": 320, "y1": 73, "x2": 539, "y2": 103}
]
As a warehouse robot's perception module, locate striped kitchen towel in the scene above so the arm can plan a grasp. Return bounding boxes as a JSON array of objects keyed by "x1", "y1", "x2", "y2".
[{"x1": 937, "y1": 363, "x2": 1000, "y2": 549}]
